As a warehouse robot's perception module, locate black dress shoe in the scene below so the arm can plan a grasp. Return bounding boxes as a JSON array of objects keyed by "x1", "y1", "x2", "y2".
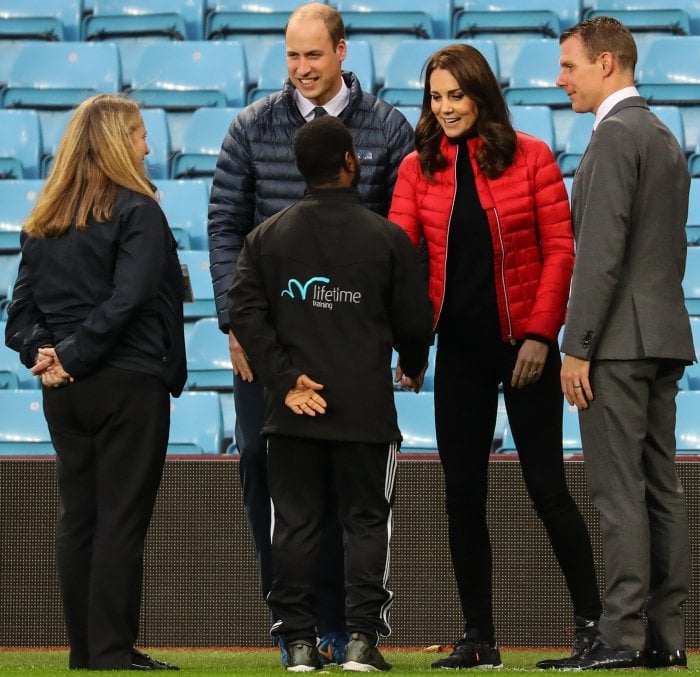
[
  {"x1": 578, "y1": 640, "x2": 645, "y2": 670},
  {"x1": 131, "y1": 649, "x2": 180, "y2": 670},
  {"x1": 645, "y1": 649, "x2": 687, "y2": 670},
  {"x1": 536, "y1": 616, "x2": 598, "y2": 669}
]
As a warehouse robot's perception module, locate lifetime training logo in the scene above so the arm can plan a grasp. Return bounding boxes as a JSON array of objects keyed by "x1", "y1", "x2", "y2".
[{"x1": 281, "y1": 276, "x2": 362, "y2": 310}]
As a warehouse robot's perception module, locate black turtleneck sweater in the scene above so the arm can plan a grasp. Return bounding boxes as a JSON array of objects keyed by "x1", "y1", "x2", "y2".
[{"x1": 436, "y1": 137, "x2": 501, "y2": 351}]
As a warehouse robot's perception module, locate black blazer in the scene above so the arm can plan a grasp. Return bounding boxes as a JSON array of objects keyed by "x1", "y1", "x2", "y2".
[{"x1": 5, "y1": 188, "x2": 187, "y2": 396}]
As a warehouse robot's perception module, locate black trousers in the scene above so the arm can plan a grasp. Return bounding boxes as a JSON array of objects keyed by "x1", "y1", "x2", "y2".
[
  {"x1": 233, "y1": 375, "x2": 346, "y2": 633},
  {"x1": 434, "y1": 340, "x2": 602, "y2": 642},
  {"x1": 43, "y1": 367, "x2": 170, "y2": 670},
  {"x1": 265, "y1": 435, "x2": 397, "y2": 644}
]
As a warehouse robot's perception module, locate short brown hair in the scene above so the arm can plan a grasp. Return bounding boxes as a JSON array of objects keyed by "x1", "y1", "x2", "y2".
[
  {"x1": 560, "y1": 16, "x2": 637, "y2": 73},
  {"x1": 286, "y1": 2, "x2": 345, "y2": 48}
]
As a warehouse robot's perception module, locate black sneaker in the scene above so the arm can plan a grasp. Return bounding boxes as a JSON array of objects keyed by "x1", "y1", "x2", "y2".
[
  {"x1": 536, "y1": 616, "x2": 598, "y2": 669},
  {"x1": 431, "y1": 637, "x2": 503, "y2": 669},
  {"x1": 287, "y1": 640, "x2": 322, "y2": 673},
  {"x1": 342, "y1": 632, "x2": 392, "y2": 672}
]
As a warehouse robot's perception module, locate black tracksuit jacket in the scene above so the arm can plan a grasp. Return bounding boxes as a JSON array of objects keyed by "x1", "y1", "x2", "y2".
[{"x1": 228, "y1": 187, "x2": 433, "y2": 444}]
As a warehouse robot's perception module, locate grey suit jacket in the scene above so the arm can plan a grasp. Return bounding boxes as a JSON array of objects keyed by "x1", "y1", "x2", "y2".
[{"x1": 561, "y1": 96, "x2": 695, "y2": 363}]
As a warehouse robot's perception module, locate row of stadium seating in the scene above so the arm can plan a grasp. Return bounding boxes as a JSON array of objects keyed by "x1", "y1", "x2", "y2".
[
  {"x1": 4, "y1": 177, "x2": 700, "y2": 256},
  {"x1": 5, "y1": 101, "x2": 700, "y2": 183},
  {"x1": 5, "y1": 1, "x2": 700, "y2": 42},
  {"x1": 2, "y1": 35, "x2": 700, "y2": 166},
  {"x1": 2, "y1": 376, "x2": 700, "y2": 456}
]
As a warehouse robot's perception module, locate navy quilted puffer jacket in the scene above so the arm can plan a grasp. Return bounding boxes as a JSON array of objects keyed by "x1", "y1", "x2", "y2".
[{"x1": 208, "y1": 71, "x2": 415, "y2": 332}]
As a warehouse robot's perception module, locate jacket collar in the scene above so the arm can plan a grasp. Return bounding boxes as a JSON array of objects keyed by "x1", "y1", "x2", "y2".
[{"x1": 600, "y1": 95, "x2": 649, "y2": 125}]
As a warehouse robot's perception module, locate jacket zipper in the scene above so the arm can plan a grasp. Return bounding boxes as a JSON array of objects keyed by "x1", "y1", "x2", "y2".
[
  {"x1": 435, "y1": 148, "x2": 460, "y2": 329},
  {"x1": 493, "y1": 207, "x2": 516, "y2": 344}
]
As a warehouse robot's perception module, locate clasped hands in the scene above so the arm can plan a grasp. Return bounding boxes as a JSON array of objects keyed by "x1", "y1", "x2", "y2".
[{"x1": 32, "y1": 347, "x2": 73, "y2": 388}]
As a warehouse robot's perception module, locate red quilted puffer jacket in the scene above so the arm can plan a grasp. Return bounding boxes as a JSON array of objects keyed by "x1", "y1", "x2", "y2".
[{"x1": 389, "y1": 132, "x2": 574, "y2": 344}]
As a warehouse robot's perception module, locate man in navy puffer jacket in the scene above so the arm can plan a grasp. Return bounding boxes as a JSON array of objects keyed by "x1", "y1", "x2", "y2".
[{"x1": 207, "y1": 2, "x2": 414, "y2": 664}]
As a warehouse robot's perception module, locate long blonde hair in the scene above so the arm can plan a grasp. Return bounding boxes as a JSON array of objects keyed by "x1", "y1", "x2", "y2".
[{"x1": 24, "y1": 93, "x2": 156, "y2": 238}]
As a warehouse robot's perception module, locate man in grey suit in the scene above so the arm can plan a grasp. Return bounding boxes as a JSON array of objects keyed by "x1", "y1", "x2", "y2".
[{"x1": 556, "y1": 16, "x2": 694, "y2": 671}]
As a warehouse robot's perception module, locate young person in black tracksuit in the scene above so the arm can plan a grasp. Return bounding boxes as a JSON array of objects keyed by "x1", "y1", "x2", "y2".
[{"x1": 228, "y1": 116, "x2": 433, "y2": 673}]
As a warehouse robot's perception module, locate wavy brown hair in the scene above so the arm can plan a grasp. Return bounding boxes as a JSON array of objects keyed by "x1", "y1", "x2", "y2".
[
  {"x1": 415, "y1": 43, "x2": 517, "y2": 181},
  {"x1": 24, "y1": 93, "x2": 156, "y2": 238}
]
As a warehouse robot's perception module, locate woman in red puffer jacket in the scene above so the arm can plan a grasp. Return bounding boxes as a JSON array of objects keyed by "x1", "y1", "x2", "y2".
[{"x1": 389, "y1": 43, "x2": 602, "y2": 670}]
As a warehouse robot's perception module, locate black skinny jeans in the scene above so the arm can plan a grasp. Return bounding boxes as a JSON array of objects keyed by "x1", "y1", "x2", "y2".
[{"x1": 434, "y1": 339, "x2": 602, "y2": 643}]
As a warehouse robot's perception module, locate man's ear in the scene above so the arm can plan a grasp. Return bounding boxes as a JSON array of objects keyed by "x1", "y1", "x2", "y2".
[{"x1": 343, "y1": 150, "x2": 355, "y2": 172}]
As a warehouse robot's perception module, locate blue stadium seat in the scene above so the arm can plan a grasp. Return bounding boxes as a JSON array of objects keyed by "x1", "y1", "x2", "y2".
[
  {"x1": 651, "y1": 105, "x2": 687, "y2": 153},
  {"x1": 680, "y1": 316, "x2": 700, "y2": 390},
  {"x1": 378, "y1": 39, "x2": 500, "y2": 107},
  {"x1": 0, "y1": 253, "x2": 21, "y2": 314},
  {"x1": 170, "y1": 108, "x2": 238, "y2": 179},
  {"x1": 185, "y1": 317, "x2": 232, "y2": 390},
  {"x1": 0, "y1": 41, "x2": 27, "y2": 88},
  {"x1": 38, "y1": 110, "x2": 71, "y2": 178},
  {"x1": 0, "y1": 0, "x2": 82, "y2": 41},
  {"x1": 509, "y1": 105, "x2": 555, "y2": 152},
  {"x1": 130, "y1": 41, "x2": 247, "y2": 151},
  {"x1": 335, "y1": 0, "x2": 452, "y2": 84},
  {"x1": 0, "y1": 322, "x2": 40, "y2": 389},
  {"x1": 453, "y1": 0, "x2": 579, "y2": 85},
  {"x1": 83, "y1": 0, "x2": 205, "y2": 86},
  {"x1": 340, "y1": 0, "x2": 452, "y2": 40},
  {"x1": 557, "y1": 113, "x2": 594, "y2": 176},
  {"x1": 396, "y1": 106, "x2": 421, "y2": 129},
  {"x1": 2, "y1": 42, "x2": 121, "y2": 110},
  {"x1": 155, "y1": 180, "x2": 209, "y2": 250},
  {"x1": 504, "y1": 39, "x2": 575, "y2": 151},
  {"x1": 0, "y1": 322, "x2": 20, "y2": 389},
  {"x1": 636, "y1": 37, "x2": 700, "y2": 151},
  {"x1": 0, "y1": 390, "x2": 53, "y2": 455},
  {"x1": 394, "y1": 391, "x2": 437, "y2": 452},
  {"x1": 688, "y1": 179, "x2": 700, "y2": 245},
  {"x1": 0, "y1": 180, "x2": 43, "y2": 252},
  {"x1": 247, "y1": 40, "x2": 375, "y2": 104},
  {"x1": 168, "y1": 391, "x2": 224, "y2": 454},
  {"x1": 177, "y1": 249, "x2": 216, "y2": 320},
  {"x1": 563, "y1": 177, "x2": 574, "y2": 204},
  {"x1": 503, "y1": 39, "x2": 570, "y2": 107},
  {"x1": 683, "y1": 245, "x2": 700, "y2": 315},
  {"x1": 205, "y1": 0, "x2": 313, "y2": 86},
  {"x1": 675, "y1": 390, "x2": 700, "y2": 453},
  {"x1": 689, "y1": 141, "x2": 700, "y2": 178},
  {"x1": 141, "y1": 108, "x2": 172, "y2": 181},
  {"x1": 83, "y1": 0, "x2": 203, "y2": 41},
  {"x1": 584, "y1": 1, "x2": 691, "y2": 37},
  {"x1": 0, "y1": 110, "x2": 42, "y2": 180},
  {"x1": 498, "y1": 403, "x2": 582, "y2": 455},
  {"x1": 130, "y1": 41, "x2": 247, "y2": 109}
]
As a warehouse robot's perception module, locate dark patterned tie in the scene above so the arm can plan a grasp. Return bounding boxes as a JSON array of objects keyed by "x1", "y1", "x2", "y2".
[{"x1": 313, "y1": 106, "x2": 327, "y2": 118}]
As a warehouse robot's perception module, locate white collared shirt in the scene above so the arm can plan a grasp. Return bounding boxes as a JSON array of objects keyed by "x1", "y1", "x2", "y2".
[
  {"x1": 593, "y1": 86, "x2": 640, "y2": 130},
  {"x1": 295, "y1": 78, "x2": 350, "y2": 121}
]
